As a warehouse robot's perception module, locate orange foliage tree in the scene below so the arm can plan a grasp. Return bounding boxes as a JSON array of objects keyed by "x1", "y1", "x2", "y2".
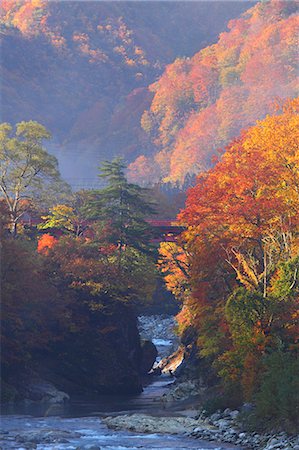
[
  {"x1": 161, "y1": 99, "x2": 299, "y2": 402},
  {"x1": 37, "y1": 233, "x2": 57, "y2": 254}
]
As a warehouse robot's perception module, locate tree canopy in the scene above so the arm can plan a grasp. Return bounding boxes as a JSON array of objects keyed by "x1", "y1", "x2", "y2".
[
  {"x1": 0, "y1": 120, "x2": 69, "y2": 236},
  {"x1": 159, "y1": 98, "x2": 299, "y2": 428},
  {"x1": 87, "y1": 157, "x2": 156, "y2": 254}
]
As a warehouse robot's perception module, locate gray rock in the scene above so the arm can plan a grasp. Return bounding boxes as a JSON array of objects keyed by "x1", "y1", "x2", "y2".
[
  {"x1": 160, "y1": 379, "x2": 201, "y2": 402},
  {"x1": 140, "y1": 339, "x2": 158, "y2": 374},
  {"x1": 76, "y1": 447, "x2": 101, "y2": 450},
  {"x1": 265, "y1": 438, "x2": 289, "y2": 450},
  {"x1": 216, "y1": 419, "x2": 230, "y2": 430},
  {"x1": 208, "y1": 429, "x2": 220, "y2": 434},
  {"x1": 103, "y1": 413, "x2": 207, "y2": 435},
  {"x1": 16, "y1": 429, "x2": 81, "y2": 445},
  {"x1": 241, "y1": 402, "x2": 254, "y2": 413},
  {"x1": 210, "y1": 412, "x2": 221, "y2": 421},
  {"x1": 266, "y1": 437, "x2": 278, "y2": 447},
  {"x1": 226, "y1": 428, "x2": 237, "y2": 435},
  {"x1": 230, "y1": 410, "x2": 239, "y2": 419},
  {"x1": 24, "y1": 380, "x2": 70, "y2": 404}
]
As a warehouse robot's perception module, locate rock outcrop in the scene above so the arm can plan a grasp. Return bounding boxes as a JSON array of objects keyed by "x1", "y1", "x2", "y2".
[
  {"x1": 4, "y1": 300, "x2": 144, "y2": 400},
  {"x1": 140, "y1": 340, "x2": 158, "y2": 374},
  {"x1": 42, "y1": 300, "x2": 143, "y2": 395},
  {"x1": 19, "y1": 379, "x2": 69, "y2": 404},
  {"x1": 103, "y1": 413, "x2": 200, "y2": 434}
]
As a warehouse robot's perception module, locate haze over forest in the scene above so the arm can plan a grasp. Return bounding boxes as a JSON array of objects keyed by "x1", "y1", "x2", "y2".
[{"x1": 1, "y1": 0, "x2": 255, "y2": 187}]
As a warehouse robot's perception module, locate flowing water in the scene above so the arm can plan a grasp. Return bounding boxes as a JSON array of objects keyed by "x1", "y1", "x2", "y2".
[
  {"x1": 0, "y1": 378, "x2": 242, "y2": 450},
  {"x1": 0, "y1": 317, "x2": 243, "y2": 450},
  {"x1": 0, "y1": 415, "x2": 238, "y2": 450}
]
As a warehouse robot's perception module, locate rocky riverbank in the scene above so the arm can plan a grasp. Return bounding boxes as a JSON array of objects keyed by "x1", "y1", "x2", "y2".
[
  {"x1": 189, "y1": 408, "x2": 299, "y2": 450},
  {"x1": 154, "y1": 374, "x2": 299, "y2": 450},
  {"x1": 137, "y1": 317, "x2": 299, "y2": 450},
  {"x1": 103, "y1": 408, "x2": 299, "y2": 450},
  {"x1": 0, "y1": 414, "x2": 224, "y2": 450}
]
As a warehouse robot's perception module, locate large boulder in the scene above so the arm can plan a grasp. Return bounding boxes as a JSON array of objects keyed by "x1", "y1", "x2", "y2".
[
  {"x1": 46, "y1": 300, "x2": 143, "y2": 395},
  {"x1": 158, "y1": 345, "x2": 184, "y2": 374},
  {"x1": 140, "y1": 340, "x2": 158, "y2": 374},
  {"x1": 2, "y1": 299, "x2": 144, "y2": 400}
]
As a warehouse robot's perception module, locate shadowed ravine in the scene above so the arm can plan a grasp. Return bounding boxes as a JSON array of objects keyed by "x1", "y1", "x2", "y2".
[{"x1": 0, "y1": 316, "x2": 243, "y2": 449}]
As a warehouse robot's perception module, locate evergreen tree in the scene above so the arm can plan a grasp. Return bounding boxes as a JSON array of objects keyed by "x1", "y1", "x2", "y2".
[{"x1": 87, "y1": 157, "x2": 156, "y2": 255}]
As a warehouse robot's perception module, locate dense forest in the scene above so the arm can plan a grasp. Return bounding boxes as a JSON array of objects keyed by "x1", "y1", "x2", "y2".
[
  {"x1": 159, "y1": 98, "x2": 299, "y2": 431},
  {"x1": 129, "y1": 0, "x2": 298, "y2": 185},
  {"x1": 1, "y1": 0, "x2": 298, "y2": 444},
  {"x1": 0, "y1": 0, "x2": 252, "y2": 185},
  {"x1": 0, "y1": 128, "x2": 160, "y2": 397}
]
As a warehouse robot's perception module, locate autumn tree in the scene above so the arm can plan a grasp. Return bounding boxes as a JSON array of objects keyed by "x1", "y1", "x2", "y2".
[
  {"x1": 0, "y1": 121, "x2": 69, "y2": 236},
  {"x1": 160, "y1": 99, "x2": 299, "y2": 416},
  {"x1": 158, "y1": 241, "x2": 190, "y2": 301},
  {"x1": 0, "y1": 236, "x2": 65, "y2": 371},
  {"x1": 129, "y1": 1, "x2": 298, "y2": 185},
  {"x1": 181, "y1": 98, "x2": 299, "y2": 299}
]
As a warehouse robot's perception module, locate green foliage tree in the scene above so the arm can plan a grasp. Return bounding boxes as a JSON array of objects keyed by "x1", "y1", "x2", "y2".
[
  {"x1": 254, "y1": 352, "x2": 299, "y2": 432},
  {"x1": 87, "y1": 157, "x2": 156, "y2": 259},
  {"x1": 38, "y1": 191, "x2": 93, "y2": 237},
  {"x1": 38, "y1": 204, "x2": 81, "y2": 236},
  {"x1": 0, "y1": 121, "x2": 69, "y2": 236},
  {"x1": 220, "y1": 255, "x2": 299, "y2": 404}
]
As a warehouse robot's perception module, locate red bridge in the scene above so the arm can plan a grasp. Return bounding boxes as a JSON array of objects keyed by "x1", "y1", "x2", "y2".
[
  {"x1": 20, "y1": 215, "x2": 184, "y2": 242},
  {"x1": 147, "y1": 219, "x2": 184, "y2": 242}
]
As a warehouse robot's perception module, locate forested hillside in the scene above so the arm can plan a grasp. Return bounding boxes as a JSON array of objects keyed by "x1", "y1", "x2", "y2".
[
  {"x1": 129, "y1": 0, "x2": 298, "y2": 185},
  {"x1": 0, "y1": 0, "x2": 252, "y2": 186}
]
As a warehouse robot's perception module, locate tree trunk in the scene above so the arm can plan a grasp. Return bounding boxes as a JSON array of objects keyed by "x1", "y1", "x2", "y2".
[{"x1": 11, "y1": 219, "x2": 18, "y2": 238}]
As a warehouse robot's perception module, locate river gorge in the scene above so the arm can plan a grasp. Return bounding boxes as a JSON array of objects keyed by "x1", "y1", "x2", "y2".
[
  {"x1": 1, "y1": 316, "x2": 298, "y2": 450},
  {"x1": 1, "y1": 316, "x2": 242, "y2": 450}
]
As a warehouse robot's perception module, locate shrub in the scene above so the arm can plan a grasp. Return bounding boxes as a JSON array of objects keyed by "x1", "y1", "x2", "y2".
[
  {"x1": 203, "y1": 387, "x2": 242, "y2": 414},
  {"x1": 253, "y1": 352, "x2": 299, "y2": 432}
]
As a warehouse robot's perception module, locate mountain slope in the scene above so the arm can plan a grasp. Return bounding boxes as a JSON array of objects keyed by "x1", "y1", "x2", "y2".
[
  {"x1": 0, "y1": 0, "x2": 254, "y2": 186},
  {"x1": 128, "y1": 0, "x2": 298, "y2": 185}
]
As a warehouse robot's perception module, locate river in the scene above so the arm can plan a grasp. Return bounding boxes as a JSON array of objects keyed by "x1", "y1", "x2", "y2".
[{"x1": 0, "y1": 316, "x2": 243, "y2": 450}]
